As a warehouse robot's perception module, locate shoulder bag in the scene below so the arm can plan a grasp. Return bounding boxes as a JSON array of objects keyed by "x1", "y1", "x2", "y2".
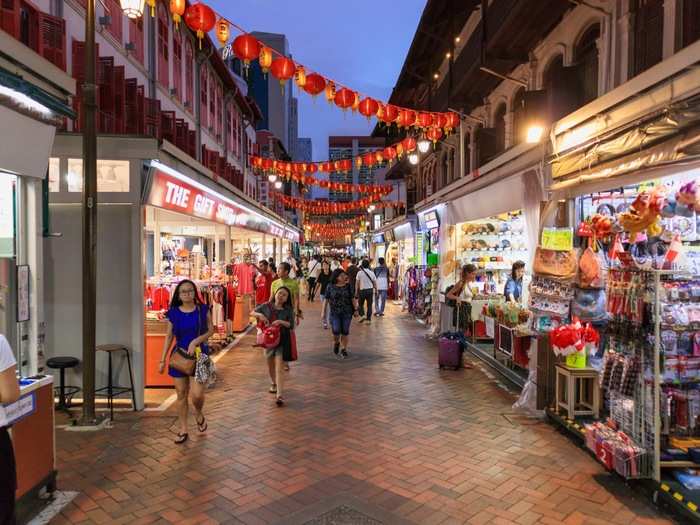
[{"x1": 533, "y1": 247, "x2": 577, "y2": 281}]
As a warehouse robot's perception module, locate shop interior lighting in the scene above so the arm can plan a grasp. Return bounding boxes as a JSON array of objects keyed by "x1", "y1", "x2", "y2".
[
  {"x1": 445, "y1": 52, "x2": 451, "y2": 59},
  {"x1": 0, "y1": 84, "x2": 52, "y2": 116},
  {"x1": 455, "y1": 36, "x2": 461, "y2": 43},
  {"x1": 274, "y1": 180, "x2": 283, "y2": 189},
  {"x1": 433, "y1": 73, "x2": 439, "y2": 79},
  {"x1": 417, "y1": 139, "x2": 430, "y2": 154},
  {"x1": 408, "y1": 153, "x2": 419, "y2": 165},
  {"x1": 526, "y1": 125, "x2": 545, "y2": 144},
  {"x1": 268, "y1": 174, "x2": 277, "y2": 183},
  {"x1": 149, "y1": 159, "x2": 288, "y2": 232},
  {"x1": 119, "y1": 0, "x2": 145, "y2": 19}
]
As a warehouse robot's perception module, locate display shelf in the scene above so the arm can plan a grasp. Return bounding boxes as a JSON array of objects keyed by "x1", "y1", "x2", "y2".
[
  {"x1": 657, "y1": 477, "x2": 700, "y2": 520},
  {"x1": 660, "y1": 461, "x2": 700, "y2": 468}
]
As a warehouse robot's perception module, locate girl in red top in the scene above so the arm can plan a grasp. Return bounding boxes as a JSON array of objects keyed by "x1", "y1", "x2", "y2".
[{"x1": 255, "y1": 260, "x2": 274, "y2": 305}]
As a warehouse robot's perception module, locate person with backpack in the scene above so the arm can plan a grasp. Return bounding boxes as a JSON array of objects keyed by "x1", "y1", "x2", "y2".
[
  {"x1": 446, "y1": 264, "x2": 478, "y2": 336},
  {"x1": 325, "y1": 269, "x2": 358, "y2": 358},
  {"x1": 373, "y1": 257, "x2": 389, "y2": 317},
  {"x1": 355, "y1": 259, "x2": 377, "y2": 324},
  {"x1": 251, "y1": 286, "x2": 295, "y2": 406}
]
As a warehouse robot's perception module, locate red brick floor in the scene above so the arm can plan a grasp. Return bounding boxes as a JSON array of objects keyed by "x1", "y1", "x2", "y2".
[{"x1": 50, "y1": 300, "x2": 677, "y2": 524}]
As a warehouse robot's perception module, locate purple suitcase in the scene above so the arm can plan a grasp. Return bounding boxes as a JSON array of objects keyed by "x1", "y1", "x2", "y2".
[{"x1": 438, "y1": 337, "x2": 462, "y2": 370}]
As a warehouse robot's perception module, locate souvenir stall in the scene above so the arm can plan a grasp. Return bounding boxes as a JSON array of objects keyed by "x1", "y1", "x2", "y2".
[{"x1": 392, "y1": 220, "x2": 416, "y2": 306}]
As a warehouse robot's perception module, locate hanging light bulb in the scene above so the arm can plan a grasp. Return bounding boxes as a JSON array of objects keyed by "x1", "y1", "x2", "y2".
[
  {"x1": 268, "y1": 174, "x2": 277, "y2": 183},
  {"x1": 418, "y1": 139, "x2": 430, "y2": 153},
  {"x1": 274, "y1": 180, "x2": 283, "y2": 189},
  {"x1": 408, "y1": 153, "x2": 419, "y2": 165}
]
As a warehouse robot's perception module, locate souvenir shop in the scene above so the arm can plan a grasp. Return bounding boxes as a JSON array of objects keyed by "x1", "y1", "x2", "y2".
[
  {"x1": 142, "y1": 161, "x2": 299, "y2": 387},
  {"x1": 45, "y1": 136, "x2": 298, "y2": 407},
  {"x1": 388, "y1": 219, "x2": 416, "y2": 305}
]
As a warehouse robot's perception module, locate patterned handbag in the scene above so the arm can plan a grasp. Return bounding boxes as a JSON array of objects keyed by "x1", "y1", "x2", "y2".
[{"x1": 533, "y1": 247, "x2": 577, "y2": 281}]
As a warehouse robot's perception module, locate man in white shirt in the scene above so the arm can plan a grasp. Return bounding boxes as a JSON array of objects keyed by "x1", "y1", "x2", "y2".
[
  {"x1": 355, "y1": 260, "x2": 377, "y2": 324},
  {"x1": 306, "y1": 254, "x2": 322, "y2": 302},
  {"x1": 0, "y1": 334, "x2": 20, "y2": 525},
  {"x1": 373, "y1": 257, "x2": 390, "y2": 317}
]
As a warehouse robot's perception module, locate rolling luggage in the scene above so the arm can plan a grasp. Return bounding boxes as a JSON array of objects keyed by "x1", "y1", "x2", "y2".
[{"x1": 439, "y1": 303, "x2": 465, "y2": 370}]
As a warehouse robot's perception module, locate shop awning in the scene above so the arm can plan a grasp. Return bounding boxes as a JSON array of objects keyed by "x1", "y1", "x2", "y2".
[
  {"x1": 0, "y1": 104, "x2": 56, "y2": 178},
  {"x1": 448, "y1": 173, "x2": 526, "y2": 223}
]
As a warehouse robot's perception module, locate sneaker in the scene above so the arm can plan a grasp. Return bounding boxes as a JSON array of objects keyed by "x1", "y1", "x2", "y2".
[
  {"x1": 340, "y1": 349, "x2": 348, "y2": 359},
  {"x1": 333, "y1": 342, "x2": 340, "y2": 355},
  {"x1": 322, "y1": 320, "x2": 328, "y2": 329}
]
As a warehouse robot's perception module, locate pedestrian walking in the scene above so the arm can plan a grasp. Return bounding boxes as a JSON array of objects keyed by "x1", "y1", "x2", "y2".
[
  {"x1": 255, "y1": 260, "x2": 274, "y2": 306},
  {"x1": 252, "y1": 286, "x2": 295, "y2": 406},
  {"x1": 0, "y1": 334, "x2": 20, "y2": 525},
  {"x1": 330, "y1": 257, "x2": 340, "y2": 271},
  {"x1": 268, "y1": 257, "x2": 277, "y2": 274},
  {"x1": 158, "y1": 279, "x2": 214, "y2": 444},
  {"x1": 272, "y1": 262, "x2": 302, "y2": 371},
  {"x1": 373, "y1": 257, "x2": 389, "y2": 317},
  {"x1": 317, "y1": 260, "x2": 332, "y2": 329},
  {"x1": 325, "y1": 269, "x2": 359, "y2": 359},
  {"x1": 307, "y1": 254, "x2": 322, "y2": 302},
  {"x1": 355, "y1": 259, "x2": 377, "y2": 323}
]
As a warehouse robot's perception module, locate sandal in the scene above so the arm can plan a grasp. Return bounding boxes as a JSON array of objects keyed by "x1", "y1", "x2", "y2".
[
  {"x1": 269, "y1": 384, "x2": 277, "y2": 394},
  {"x1": 275, "y1": 396, "x2": 284, "y2": 407},
  {"x1": 174, "y1": 432, "x2": 188, "y2": 444},
  {"x1": 196, "y1": 415, "x2": 207, "y2": 433}
]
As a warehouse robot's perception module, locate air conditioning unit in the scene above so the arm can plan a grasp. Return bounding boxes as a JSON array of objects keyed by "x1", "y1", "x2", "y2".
[
  {"x1": 125, "y1": 42, "x2": 135, "y2": 51},
  {"x1": 170, "y1": 88, "x2": 178, "y2": 96},
  {"x1": 98, "y1": 15, "x2": 111, "y2": 26}
]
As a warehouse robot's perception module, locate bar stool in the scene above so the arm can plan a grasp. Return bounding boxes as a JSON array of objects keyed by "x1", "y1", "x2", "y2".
[
  {"x1": 95, "y1": 345, "x2": 137, "y2": 420},
  {"x1": 46, "y1": 356, "x2": 81, "y2": 411}
]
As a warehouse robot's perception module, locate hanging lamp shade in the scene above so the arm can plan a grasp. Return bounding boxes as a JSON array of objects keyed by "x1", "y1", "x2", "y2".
[
  {"x1": 383, "y1": 147, "x2": 397, "y2": 162},
  {"x1": 375, "y1": 151, "x2": 384, "y2": 164},
  {"x1": 232, "y1": 34, "x2": 261, "y2": 66},
  {"x1": 432, "y1": 113, "x2": 448, "y2": 129},
  {"x1": 397, "y1": 109, "x2": 416, "y2": 128},
  {"x1": 121, "y1": 0, "x2": 146, "y2": 18},
  {"x1": 184, "y1": 3, "x2": 216, "y2": 49},
  {"x1": 445, "y1": 112, "x2": 460, "y2": 131},
  {"x1": 259, "y1": 46, "x2": 272, "y2": 74},
  {"x1": 402, "y1": 137, "x2": 417, "y2": 153},
  {"x1": 270, "y1": 57, "x2": 296, "y2": 88},
  {"x1": 334, "y1": 88, "x2": 355, "y2": 110},
  {"x1": 358, "y1": 97, "x2": 379, "y2": 120},
  {"x1": 215, "y1": 18, "x2": 230, "y2": 46},
  {"x1": 417, "y1": 112, "x2": 433, "y2": 128},
  {"x1": 383, "y1": 104, "x2": 399, "y2": 124},
  {"x1": 304, "y1": 73, "x2": 326, "y2": 96},
  {"x1": 362, "y1": 152, "x2": 375, "y2": 167},
  {"x1": 426, "y1": 126, "x2": 443, "y2": 144},
  {"x1": 169, "y1": 0, "x2": 185, "y2": 25}
]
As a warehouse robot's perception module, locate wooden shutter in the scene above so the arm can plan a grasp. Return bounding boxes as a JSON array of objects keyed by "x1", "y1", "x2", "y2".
[
  {"x1": 200, "y1": 68, "x2": 208, "y2": 128},
  {"x1": 128, "y1": 17, "x2": 143, "y2": 63},
  {"x1": 1, "y1": 0, "x2": 19, "y2": 39},
  {"x1": 632, "y1": 0, "x2": 663, "y2": 76},
  {"x1": 172, "y1": 29, "x2": 182, "y2": 100},
  {"x1": 208, "y1": 72, "x2": 216, "y2": 132},
  {"x1": 682, "y1": 0, "x2": 700, "y2": 48},
  {"x1": 477, "y1": 127, "x2": 499, "y2": 166},
  {"x1": 105, "y1": 0, "x2": 122, "y2": 43},
  {"x1": 37, "y1": 11, "x2": 65, "y2": 70},
  {"x1": 184, "y1": 40, "x2": 193, "y2": 111},
  {"x1": 157, "y1": 3, "x2": 168, "y2": 88}
]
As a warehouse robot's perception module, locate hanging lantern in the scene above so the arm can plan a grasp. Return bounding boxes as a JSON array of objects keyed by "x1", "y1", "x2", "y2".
[
  {"x1": 432, "y1": 113, "x2": 448, "y2": 129},
  {"x1": 325, "y1": 81, "x2": 336, "y2": 104},
  {"x1": 145, "y1": 0, "x2": 156, "y2": 17},
  {"x1": 295, "y1": 66, "x2": 307, "y2": 89},
  {"x1": 121, "y1": 0, "x2": 146, "y2": 19},
  {"x1": 445, "y1": 112, "x2": 460, "y2": 131},
  {"x1": 215, "y1": 18, "x2": 230, "y2": 46},
  {"x1": 417, "y1": 112, "x2": 433, "y2": 129},
  {"x1": 232, "y1": 34, "x2": 261, "y2": 68},
  {"x1": 352, "y1": 92, "x2": 360, "y2": 112},
  {"x1": 396, "y1": 143, "x2": 405, "y2": 158},
  {"x1": 258, "y1": 46, "x2": 273, "y2": 75},
  {"x1": 375, "y1": 151, "x2": 384, "y2": 164},
  {"x1": 270, "y1": 57, "x2": 296, "y2": 90},
  {"x1": 169, "y1": 0, "x2": 185, "y2": 26},
  {"x1": 426, "y1": 126, "x2": 443, "y2": 145},
  {"x1": 304, "y1": 73, "x2": 326, "y2": 96},
  {"x1": 355, "y1": 156, "x2": 363, "y2": 168},
  {"x1": 383, "y1": 147, "x2": 397, "y2": 163},
  {"x1": 184, "y1": 3, "x2": 216, "y2": 49},
  {"x1": 362, "y1": 152, "x2": 375, "y2": 167},
  {"x1": 402, "y1": 137, "x2": 417, "y2": 153},
  {"x1": 334, "y1": 88, "x2": 355, "y2": 110},
  {"x1": 358, "y1": 97, "x2": 379, "y2": 120},
  {"x1": 306, "y1": 163, "x2": 318, "y2": 174},
  {"x1": 397, "y1": 109, "x2": 416, "y2": 128},
  {"x1": 261, "y1": 158, "x2": 273, "y2": 170}
]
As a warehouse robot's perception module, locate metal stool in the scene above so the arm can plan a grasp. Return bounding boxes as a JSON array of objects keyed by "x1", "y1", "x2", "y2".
[
  {"x1": 95, "y1": 345, "x2": 137, "y2": 420},
  {"x1": 46, "y1": 356, "x2": 81, "y2": 411}
]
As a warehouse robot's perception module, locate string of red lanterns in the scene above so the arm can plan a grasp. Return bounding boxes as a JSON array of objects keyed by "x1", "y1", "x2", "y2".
[
  {"x1": 274, "y1": 193, "x2": 404, "y2": 215},
  {"x1": 170, "y1": 2, "x2": 460, "y2": 136}
]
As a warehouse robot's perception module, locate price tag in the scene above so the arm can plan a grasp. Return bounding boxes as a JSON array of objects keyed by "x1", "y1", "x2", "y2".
[{"x1": 541, "y1": 228, "x2": 573, "y2": 251}]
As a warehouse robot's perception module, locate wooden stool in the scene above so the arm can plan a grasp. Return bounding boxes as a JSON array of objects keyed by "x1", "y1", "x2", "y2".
[{"x1": 555, "y1": 364, "x2": 600, "y2": 419}]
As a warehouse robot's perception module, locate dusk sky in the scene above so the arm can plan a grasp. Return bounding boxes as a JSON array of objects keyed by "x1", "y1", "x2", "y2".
[{"x1": 207, "y1": 0, "x2": 427, "y2": 161}]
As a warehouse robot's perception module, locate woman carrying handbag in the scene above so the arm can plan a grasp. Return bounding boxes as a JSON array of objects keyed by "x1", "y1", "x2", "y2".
[{"x1": 158, "y1": 280, "x2": 214, "y2": 444}]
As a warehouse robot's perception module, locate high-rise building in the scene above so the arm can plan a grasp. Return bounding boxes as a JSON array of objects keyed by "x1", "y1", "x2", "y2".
[
  {"x1": 288, "y1": 97, "x2": 299, "y2": 160},
  {"x1": 328, "y1": 136, "x2": 385, "y2": 202},
  {"x1": 296, "y1": 138, "x2": 312, "y2": 162}
]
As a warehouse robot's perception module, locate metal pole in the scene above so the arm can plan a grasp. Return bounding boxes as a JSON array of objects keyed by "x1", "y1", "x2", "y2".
[{"x1": 81, "y1": 0, "x2": 97, "y2": 424}]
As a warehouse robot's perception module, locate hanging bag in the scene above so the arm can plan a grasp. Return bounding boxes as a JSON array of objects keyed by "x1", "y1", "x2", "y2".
[{"x1": 533, "y1": 247, "x2": 577, "y2": 281}]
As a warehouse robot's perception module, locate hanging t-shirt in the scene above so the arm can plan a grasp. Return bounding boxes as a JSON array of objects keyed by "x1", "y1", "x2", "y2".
[
  {"x1": 0, "y1": 335, "x2": 16, "y2": 373},
  {"x1": 234, "y1": 263, "x2": 255, "y2": 295}
]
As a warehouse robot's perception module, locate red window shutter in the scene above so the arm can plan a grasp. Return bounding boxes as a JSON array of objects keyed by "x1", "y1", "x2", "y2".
[
  {"x1": 128, "y1": 17, "x2": 143, "y2": 63},
  {"x1": 37, "y1": 11, "x2": 66, "y2": 70},
  {"x1": 226, "y1": 106, "x2": 232, "y2": 151},
  {"x1": 184, "y1": 40, "x2": 193, "y2": 111},
  {"x1": 1, "y1": 0, "x2": 19, "y2": 39},
  {"x1": 105, "y1": 0, "x2": 122, "y2": 43},
  {"x1": 208, "y1": 72, "x2": 215, "y2": 133},
  {"x1": 172, "y1": 30, "x2": 182, "y2": 100},
  {"x1": 157, "y1": 3, "x2": 168, "y2": 88},
  {"x1": 216, "y1": 84, "x2": 223, "y2": 142},
  {"x1": 200, "y1": 68, "x2": 208, "y2": 128}
]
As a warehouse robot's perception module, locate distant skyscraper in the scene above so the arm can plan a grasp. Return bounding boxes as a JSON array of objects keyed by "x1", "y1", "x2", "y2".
[
  {"x1": 328, "y1": 136, "x2": 385, "y2": 202},
  {"x1": 296, "y1": 137, "x2": 312, "y2": 162},
  {"x1": 289, "y1": 97, "x2": 298, "y2": 160}
]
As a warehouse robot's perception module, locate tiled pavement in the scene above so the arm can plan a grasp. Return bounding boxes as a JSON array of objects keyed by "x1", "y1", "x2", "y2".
[{"x1": 49, "y1": 300, "x2": 679, "y2": 525}]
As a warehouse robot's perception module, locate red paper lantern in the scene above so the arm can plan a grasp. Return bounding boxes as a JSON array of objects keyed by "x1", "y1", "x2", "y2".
[
  {"x1": 334, "y1": 88, "x2": 355, "y2": 110},
  {"x1": 170, "y1": 0, "x2": 185, "y2": 27},
  {"x1": 445, "y1": 112, "x2": 460, "y2": 131},
  {"x1": 426, "y1": 126, "x2": 443, "y2": 144},
  {"x1": 362, "y1": 152, "x2": 375, "y2": 167},
  {"x1": 185, "y1": 3, "x2": 216, "y2": 49},
  {"x1": 306, "y1": 163, "x2": 318, "y2": 174},
  {"x1": 383, "y1": 147, "x2": 397, "y2": 162},
  {"x1": 402, "y1": 137, "x2": 417, "y2": 153},
  {"x1": 432, "y1": 113, "x2": 448, "y2": 129},
  {"x1": 340, "y1": 159, "x2": 352, "y2": 172},
  {"x1": 375, "y1": 151, "x2": 384, "y2": 164},
  {"x1": 397, "y1": 109, "x2": 416, "y2": 128},
  {"x1": 270, "y1": 57, "x2": 296, "y2": 88},
  {"x1": 383, "y1": 104, "x2": 399, "y2": 123},
  {"x1": 304, "y1": 73, "x2": 326, "y2": 96},
  {"x1": 417, "y1": 112, "x2": 432, "y2": 128},
  {"x1": 321, "y1": 162, "x2": 333, "y2": 172},
  {"x1": 358, "y1": 97, "x2": 379, "y2": 119},
  {"x1": 261, "y1": 158, "x2": 273, "y2": 170},
  {"x1": 232, "y1": 34, "x2": 261, "y2": 66},
  {"x1": 259, "y1": 46, "x2": 272, "y2": 74}
]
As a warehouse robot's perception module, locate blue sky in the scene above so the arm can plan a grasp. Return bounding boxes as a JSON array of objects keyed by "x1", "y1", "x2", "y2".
[{"x1": 207, "y1": 0, "x2": 427, "y2": 160}]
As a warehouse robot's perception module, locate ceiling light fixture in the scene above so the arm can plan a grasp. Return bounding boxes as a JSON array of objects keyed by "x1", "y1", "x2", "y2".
[
  {"x1": 455, "y1": 36, "x2": 461, "y2": 43},
  {"x1": 274, "y1": 180, "x2": 283, "y2": 189},
  {"x1": 408, "y1": 153, "x2": 419, "y2": 165},
  {"x1": 433, "y1": 73, "x2": 439, "y2": 79},
  {"x1": 417, "y1": 139, "x2": 430, "y2": 154}
]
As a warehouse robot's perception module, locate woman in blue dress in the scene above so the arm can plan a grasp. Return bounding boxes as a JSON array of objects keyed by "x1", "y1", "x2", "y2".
[{"x1": 158, "y1": 279, "x2": 214, "y2": 444}]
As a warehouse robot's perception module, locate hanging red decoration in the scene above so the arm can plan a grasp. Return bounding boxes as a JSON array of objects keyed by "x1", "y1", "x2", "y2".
[
  {"x1": 340, "y1": 159, "x2": 352, "y2": 172},
  {"x1": 352, "y1": 92, "x2": 360, "y2": 112},
  {"x1": 375, "y1": 151, "x2": 384, "y2": 164},
  {"x1": 362, "y1": 152, "x2": 375, "y2": 167},
  {"x1": 215, "y1": 18, "x2": 229, "y2": 46},
  {"x1": 358, "y1": 97, "x2": 379, "y2": 120},
  {"x1": 259, "y1": 46, "x2": 272, "y2": 75},
  {"x1": 232, "y1": 34, "x2": 261, "y2": 66},
  {"x1": 383, "y1": 104, "x2": 399, "y2": 123},
  {"x1": 306, "y1": 163, "x2": 318, "y2": 174},
  {"x1": 270, "y1": 57, "x2": 296, "y2": 89},
  {"x1": 402, "y1": 137, "x2": 417, "y2": 153},
  {"x1": 397, "y1": 109, "x2": 416, "y2": 128},
  {"x1": 169, "y1": 0, "x2": 185, "y2": 27},
  {"x1": 295, "y1": 66, "x2": 307, "y2": 89},
  {"x1": 432, "y1": 113, "x2": 448, "y2": 129},
  {"x1": 262, "y1": 158, "x2": 273, "y2": 170},
  {"x1": 417, "y1": 112, "x2": 433, "y2": 128},
  {"x1": 445, "y1": 112, "x2": 460, "y2": 131},
  {"x1": 325, "y1": 81, "x2": 336, "y2": 104},
  {"x1": 304, "y1": 73, "x2": 326, "y2": 96},
  {"x1": 383, "y1": 147, "x2": 397, "y2": 162},
  {"x1": 334, "y1": 88, "x2": 355, "y2": 110},
  {"x1": 184, "y1": 3, "x2": 216, "y2": 49},
  {"x1": 426, "y1": 126, "x2": 443, "y2": 144}
]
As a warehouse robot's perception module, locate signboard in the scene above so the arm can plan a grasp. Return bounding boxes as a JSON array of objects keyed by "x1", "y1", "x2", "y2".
[
  {"x1": 147, "y1": 168, "x2": 299, "y2": 242},
  {"x1": 385, "y1": 229, "x2": 395, "y2": 242},
  {"x1": 415, "y1": 232, "x2": 426, "y2": 266},
  {"x1": 0, "y1": 391, "x2": 36, "y2": 427},
  {"x1": 17, "y1": 265, "x2": 29, "y2": 322},
  {"x1": 541, "y1": 228, "x2": 574, "y2": 251},
  {"x1": 423, "y1": 210, "x2": 440, "y2": 230},
  {"x1": 0, "y1": 175, "x2": 14, "y2": 257},
  {"x1": 372, "y1": 233, "x2": 385, "y2": 244}
]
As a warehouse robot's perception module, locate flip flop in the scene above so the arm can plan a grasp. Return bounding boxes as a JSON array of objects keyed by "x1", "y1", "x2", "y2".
[
  {"x1": 269, "y1": 384, "x2": 277, "y2": 394},
  {"x1": 196, "y1": 416, "x2": 207, "y2": 433},
  {"x1": 174, "y1": 432, "x2": 188, "y2": 444}
]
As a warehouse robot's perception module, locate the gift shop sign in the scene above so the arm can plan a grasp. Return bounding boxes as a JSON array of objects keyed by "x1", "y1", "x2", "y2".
[{"x1": 147, "y1": 168, "x2": 298, "y2": 241}]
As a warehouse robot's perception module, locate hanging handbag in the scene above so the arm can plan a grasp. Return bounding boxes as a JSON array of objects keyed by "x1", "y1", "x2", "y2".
[
  {"x1": 170, "y1": 347, "x2": 196, "y2": 376},
  {"x1": 533, "y1": 247, "x2": 577, "y2": 281},
  {"x1": 571, "y1": 287, "x2": 608, "y2": 322}
]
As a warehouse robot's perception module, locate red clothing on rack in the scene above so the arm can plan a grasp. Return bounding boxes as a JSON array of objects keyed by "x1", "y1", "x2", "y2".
[
  {"x1": 226, "y1": 282, "x2": 237, "y2": 320},
  {"x1": 255, "y1": 271, "x2": 274, "y2": 305},
  {"x1": 151, "y1": 286, "x2": 171, "y2": 311}
]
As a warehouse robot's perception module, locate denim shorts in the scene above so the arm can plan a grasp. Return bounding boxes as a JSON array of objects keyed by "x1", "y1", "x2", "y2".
[{"x1": 329, "y1": 313, "x2": 352, "y2": 336}]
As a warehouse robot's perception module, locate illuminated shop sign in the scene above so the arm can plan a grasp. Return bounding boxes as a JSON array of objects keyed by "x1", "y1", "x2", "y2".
[{"x1": 147, "y1": 165, "x2": 299, "y2": 242}]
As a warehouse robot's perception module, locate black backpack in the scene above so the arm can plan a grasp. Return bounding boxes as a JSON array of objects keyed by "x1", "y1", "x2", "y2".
[{"x1": 444, "y1": 284, "x2": 457, "y2": 308}]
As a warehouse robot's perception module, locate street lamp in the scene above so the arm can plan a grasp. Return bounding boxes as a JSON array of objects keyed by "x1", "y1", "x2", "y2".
[
  {"x1": 417, "y1": 139, "x2": 430, "y2": 154},
  {"x1": 120, "y1": 0, "x2": 146, "y2": 18},
  {"x1": 268, "y1": 174, "x2": 277, "y2": 183},
  {"x1": 526, "y1": 125, "x2": 544, "y2": 143},
  {"x1": 408, "y1": 153, "x2": 419, "y2": 165},
  {"x1": 274, "y1": 180, "x2": 283, "y2": 189}
]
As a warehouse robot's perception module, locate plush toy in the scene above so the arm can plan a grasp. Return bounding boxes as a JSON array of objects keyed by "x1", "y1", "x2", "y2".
[
  {"x1": 677, "y1": 181, "x2": 700, "y2": 212},
  {"x1": 618, "y1": 188, "x2": 665, "y2": 236}
]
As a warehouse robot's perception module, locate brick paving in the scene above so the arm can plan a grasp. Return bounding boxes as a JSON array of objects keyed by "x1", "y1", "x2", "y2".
[{"x1": 49, "y1": 300, "x2": 678, "y2": 524}]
